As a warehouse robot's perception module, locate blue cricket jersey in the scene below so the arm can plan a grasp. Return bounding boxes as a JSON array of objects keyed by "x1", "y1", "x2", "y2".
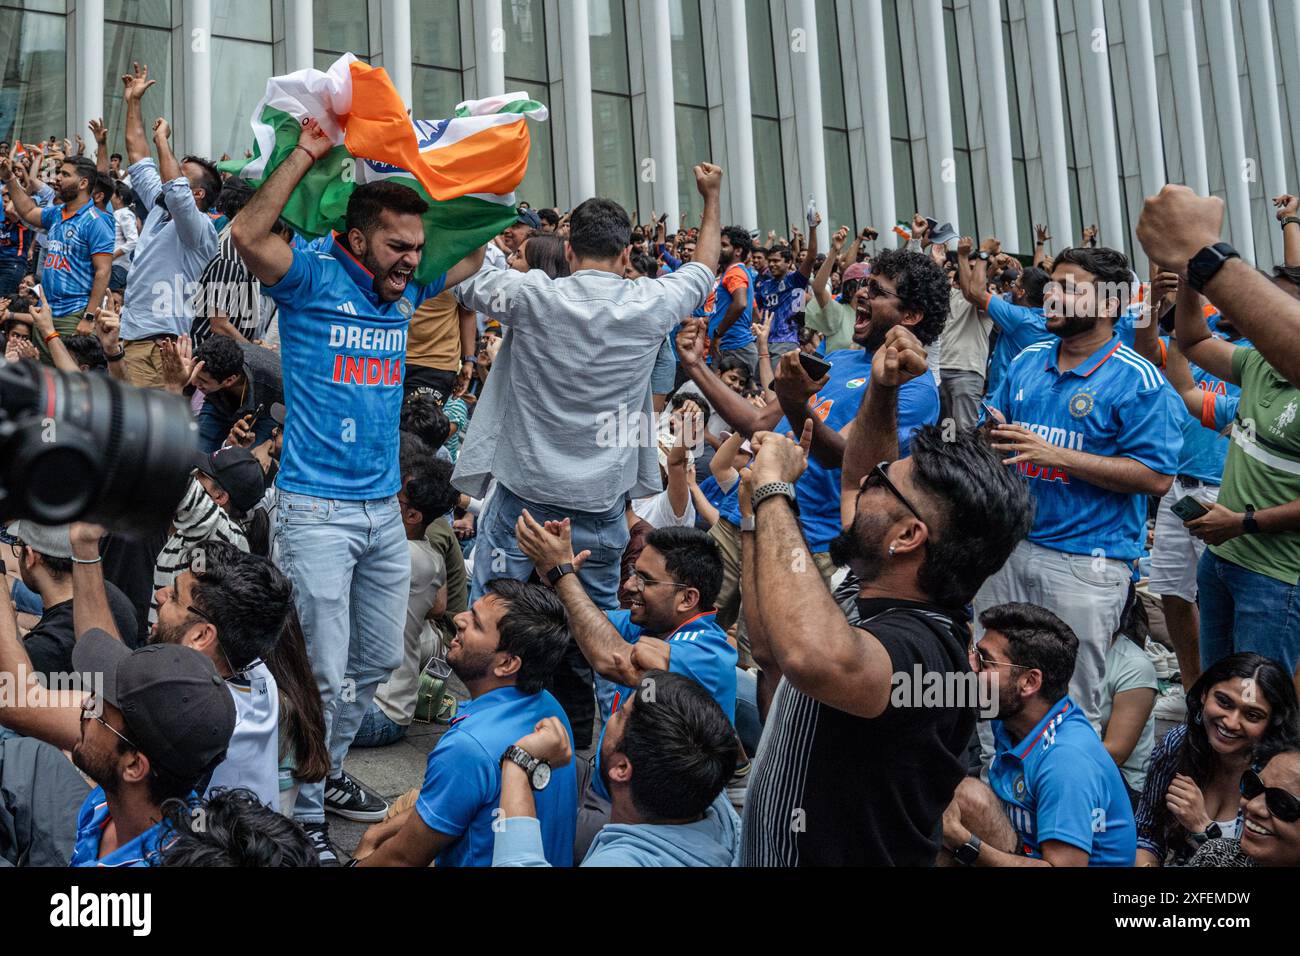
[
  {"x1": 699, "y1": 473, "x2": 742, "y2": 527},
  {"x1": 263, "y1": 234, "x2": 446, "y2": 500},
  {"x1": 756, "y1": 270, "x2": 809, "y2": 344},
  {"x1": 38, "y1": 201, "x2": 115, "y2": 316},
  {"x1": 990, "y1": 696, "x2": 1137, "y2": 866},
  {"x1": 708, "y1": 263, "x2": 755, "y2": 351},
  {"x1": 983, "y1": 292, "x2": 1052, "y2": 399},
  {"x1": 1157, "y1": 334, "x2": 1247, "y2": 484},
  {"x1": 416, "y1": 686, "x2": 577, "y2": 867},
  {"x1": 988, "y1": 334, "x2": 1182, "y2": 561},
  {"x1": 70, "y1": 787, "x2": 181, "y2": 867},
  {"x1": 775, "y1": 348, "x2": 940, "y2": 553}
]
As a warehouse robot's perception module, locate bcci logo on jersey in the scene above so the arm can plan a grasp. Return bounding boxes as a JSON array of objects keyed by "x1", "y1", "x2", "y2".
[{"x1": 1068, "y1": 389, "x2": 1096, "y2": 419}]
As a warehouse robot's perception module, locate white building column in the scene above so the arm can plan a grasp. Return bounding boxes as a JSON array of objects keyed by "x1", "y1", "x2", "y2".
[
  {"x1": 718, "y1": 0, "x2": 756, "y2": 229},
  {"x1": 285, "y1": 0, "x2": 314, "y2": 72},
  {"x1": 789, "y1": 0, "x2": 827, "y2": 248},
  {"x1": 1165, "y1": 0, "x2": 1207, "y2": 195},
  {"x1": 1241, "y1": 0, "x2": 1287, "y2": 264},
  {"x1": 472, "y1": 0, "x2": 505, "y2": 99},
  {"x1": 184, "y1": 0, "x2": 213, "y2": 157},
  {"x1": 558, "y1": 0, "x2": 596, "y2": 203},
  {"x1": 1121, "y1": 0, "x2": 1166, "y2": 203},
  {"x1": 1024, "y1": 0, "x2": 1073, "y2": 247},
  {"x1": 640, "y1": 0, "x2": 679, "y2": 226},
  {"x1": 1203, "y1": 0, "x2": 1255, "y2": 264},
  {"x1": 854, "y1": 0, "x2": 894, "y2": 238},
  {"x1": 971, "y1": 0, "x2": 1018, "y2": 245},
  {"x1": 380, "y1": 0, "x2": 412, "y2": 105},
  {"x1": 75, "y1": 0, "x2": 105, "y2": 143},
  {"x1": 913, "y1": 0, "x2": 959, "y2": 230},
  {"x1": 1079, "y1": 0, "x2": 1124, "y2": 251}
]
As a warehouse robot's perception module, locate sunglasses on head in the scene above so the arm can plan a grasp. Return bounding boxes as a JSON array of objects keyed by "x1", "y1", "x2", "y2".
[{"x1": 1241, "y1": 768, "x2": 1300, "y2": 823}]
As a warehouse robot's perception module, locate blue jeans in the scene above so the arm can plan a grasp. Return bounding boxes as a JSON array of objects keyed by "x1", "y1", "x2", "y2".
[
  {"x1": 10, "y1": 579, "x2": 43, "y2": 616},
  {"x1": 197, "y1": 398, "x2": 277, "y2": 454},
  {"x1": 350, "y1": 703, "x2": 407, "y2": 748},
  {"x1": 735, "y1": 667, "x2": 761, "y2": 755},
  {"x1": 275, "y1": 492, "x2": 408, "y2": 823},
  {"x1": 0, "y1": 259, "x2": 26, "y2": 297},
  {"x1": 1198, "y1": 549, "x2": 1300, "y2": 675},
  {"x1": 471, "y1": 484, "x2": 629, "y2": 611}
]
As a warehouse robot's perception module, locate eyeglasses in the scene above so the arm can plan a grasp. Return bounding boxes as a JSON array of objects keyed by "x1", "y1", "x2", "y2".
[
  {"x1": 1240, "y1": 768, "x2": 1300, "y2": 823},
  {"x1": 628, "y1": 569, "x2": 693, "y2": 591},
  {"x1": 865, "y1": 462, "x2": 925, "y2": 523},
  {"x1": 865, "y1": 279, "x2": 902, "y2": 301},
  {"x1": 968, "y1": 645, "x2": 1037, "y2": 673},
  {"x1": 81, "y1": 694, "x2": 138, "y2": 751}
]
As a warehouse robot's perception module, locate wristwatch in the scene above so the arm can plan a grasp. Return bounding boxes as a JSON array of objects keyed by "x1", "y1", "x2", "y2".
[
  {"x1": 462, "y1": 355, "x2": 477, "y2": 365},
  {"x1": 81, "y1": 310, "x2": 96, "y2": 326},
  {"x1": 751, "y1": 481, "x2": 799, "y2": 515},
  {"x1": 1187, "y1": 242, "x2": 1240, "y2": 293},
  {"x1": 952, "y1": 834, "x2": 982, "y2": 866},
  {"x1": 545, "y1": 562, "x2": 575, "y2": 586},
  {"x1": 107, "y1": 347, "x2": 126, "y2": 362},
  {"x1": 1282, "y1": 216, "x2": 1300, "y2": 231},
  {"x1": 1242, "y1": 505, "x2": 1260, "y2": 535},
  {"x1": 501, "y1": 745, "x2": 552, "y2": 791},
  {"x1": 1190, "y1": 822, "x2": 1223, "y2": 846},
  {"x1": 740, "y1": 515, "x2": 756, "y2": 533},
  {"x1": 968, "y1": 250, "x2": 990, "y2": 262}
]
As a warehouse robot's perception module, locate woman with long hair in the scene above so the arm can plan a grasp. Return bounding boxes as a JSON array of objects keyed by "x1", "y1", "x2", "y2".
[
  {"x1": 267, "y1": 610, "x2": 331, "y2": 814},
  {"x1": 1188, "y1": 735, "x2": 1300, "y2": 867},
  {"x1": 1135, "y1": 652, "x2": 1300, "y2": 865},
  {"x1": 507, "y1": 232, "x2": 570, "y2": 278}
]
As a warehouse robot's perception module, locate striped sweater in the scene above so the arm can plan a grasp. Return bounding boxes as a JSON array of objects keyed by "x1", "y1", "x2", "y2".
[{"x1": 151, "y1": 478, "x2": 248, "y2": 625}]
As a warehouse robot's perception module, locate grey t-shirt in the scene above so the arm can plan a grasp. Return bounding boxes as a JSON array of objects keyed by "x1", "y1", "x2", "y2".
[
  {"x1": 1100, "y1": 636, "x2": 1159, "y2": 793},
  {"x1": 374, "y1": 538, "x2": 447, "y2": 726}
]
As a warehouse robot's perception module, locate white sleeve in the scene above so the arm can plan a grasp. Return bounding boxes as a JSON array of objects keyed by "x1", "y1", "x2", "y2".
[{"x1": 631, "y1": 491, "x2": 696, "y2": 529}]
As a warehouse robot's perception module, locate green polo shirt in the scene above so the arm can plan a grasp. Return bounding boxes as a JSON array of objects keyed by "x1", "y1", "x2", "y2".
[
  {"x1": 1212, "y1": 346, "x2": 1300, "y2": 583},
  {"x1": 802, "y1": 296, "x2": 860, "y2": 353}
]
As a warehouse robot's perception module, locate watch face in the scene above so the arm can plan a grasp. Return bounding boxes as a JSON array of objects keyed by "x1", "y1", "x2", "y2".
[{"x1": 532, "y1": 761, "x2": 551, "y2": 791}]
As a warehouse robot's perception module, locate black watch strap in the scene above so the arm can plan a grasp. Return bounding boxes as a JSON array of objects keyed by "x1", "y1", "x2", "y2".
[
  {"x1": 1282, "y1": 216, "x2": 1300, "y2": 230},
  {"x1": 953, "y1": 834, "x2": 982, "y2": 866},
  {"x1": 1242, "y1": 505, "x2": 1260, "y2": 535},
  {"x1": 1187, "y1": 242, "x2": 1240, "y2": 293},
  {"x1": 545, "y1": 563, "x2": 575, "y2": 586}
]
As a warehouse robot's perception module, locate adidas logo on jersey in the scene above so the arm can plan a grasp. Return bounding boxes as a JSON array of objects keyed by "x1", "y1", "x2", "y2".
[{"x1": 336, "y1": 301, "x2": 359, "y2": 316}]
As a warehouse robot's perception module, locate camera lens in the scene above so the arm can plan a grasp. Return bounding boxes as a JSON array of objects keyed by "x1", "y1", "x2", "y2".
[{"x1": 0, "y1": 359, "x2": 198, "y2": 534}]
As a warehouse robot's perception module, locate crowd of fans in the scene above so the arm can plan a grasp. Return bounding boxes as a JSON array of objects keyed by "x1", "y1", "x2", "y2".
[{"x1": 2, "y1": 60, "x2": 1300, "y2": 870}]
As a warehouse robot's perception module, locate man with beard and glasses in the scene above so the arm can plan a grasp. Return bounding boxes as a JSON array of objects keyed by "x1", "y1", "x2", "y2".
[
  {"x1": 0, "y1": 153, "x2": 114, "y2": 346},
  {"x1": 737, "y1": 329, "x2": 1033, "y2": 866},
  {"x1": 0, "y1": 539, "x2": 235, "y2": 866},
  {"x1": 940, "y1": 602, "x2": 1137, "y2": 867},
  {"x1": 354, "y1": 580, "x2": 577, "y2": 867},
  {"x1": 976, "y1": 246, "x2": 1183, "y2": 732},
  {"x1": 233, "y1": 118, "x2": 486, "y2": 860},
  {"x1": 675, "y1": 248, "x2": 948, "y2": 584}
]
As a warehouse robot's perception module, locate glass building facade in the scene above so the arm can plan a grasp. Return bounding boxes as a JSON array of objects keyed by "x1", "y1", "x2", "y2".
[{"x1": 2, "y1": 0, "x2": 1297, "y2": 269}]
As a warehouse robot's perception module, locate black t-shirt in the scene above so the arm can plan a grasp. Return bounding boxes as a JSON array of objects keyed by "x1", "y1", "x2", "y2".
[
  {"x1": 102, "y1": 530, "x2": 167, "y2": 648},
  {"x1": 741, "y1": 597, "x2": 975, "y2": 866},
  {"x1": 23, "y1": 582, "x2": 140, "y2": 678}
]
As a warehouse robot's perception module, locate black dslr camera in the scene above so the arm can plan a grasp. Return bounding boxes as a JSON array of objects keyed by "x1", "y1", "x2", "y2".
[{"x1": 0, "y1": 357, "x2": 197, "y2": 533}]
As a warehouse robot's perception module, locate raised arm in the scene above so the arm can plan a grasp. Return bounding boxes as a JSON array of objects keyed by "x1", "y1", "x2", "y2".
[
  {"x1": 1172, "y1": 278, "x2": 1237, "y2": 385},
  {"x1": 89, "y1": 118, "x2": 109, "y2": 173},
  {"x1": 1131, "y1": 269, "x2": 1178, "y2": 366},
  {"x1": 798, "y1": 215, "x2": 820, "y2": 278},
  {"x1": 772, "y1": 350, "x2": 843, "y2": 470},
  {"x1": 31, "y1": 289, "x2": 80, "y2": 372},
  {"x1": 121, "y1": 62, "x2": 156, "y2": 166},
  {"x1": 514, "y1": 512, "x2": 641, "y2": 687},
  {"x1": 691, "y1": 164, "x2": 723, "y2": 274},
  {"x1": 0, "y1": 160, "x2": 47, "y2": 229},
  {"x1": 812, "y1": 226, "x2": 848, "y2": 308},
  {"x1": 956, "y1": 235, "x2": 989, "y2": 309},
  {"x1": 69, "y1": 524, "x2": 121, "y2": 642},
  {"x1": 1274, "y1": 194, "x2": 1300, "y2": 268},
  {"x1": 675, "y1": 318, "x2": 784, "y2": 437},
  {"x1": 232, "y1": 120, "x2": 332, "y2": 287},
  {"x1": 1033, "y1": 224, "x2": 1051, "y2": 269}
]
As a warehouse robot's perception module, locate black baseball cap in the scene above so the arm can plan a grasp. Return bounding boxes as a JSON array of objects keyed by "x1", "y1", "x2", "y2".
[
  {"x1": 515, "y1": 208, "x2": 541, "y2": 230},
  {"x1": 192, "y1": 445, "x2": 266, "y2": 513},
  {"x1": 72, "y1": 630, "x2": 235, "y2": 783}
]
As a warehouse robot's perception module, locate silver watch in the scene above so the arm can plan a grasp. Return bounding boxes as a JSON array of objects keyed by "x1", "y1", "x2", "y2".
[{"x1": 740, "y1": 515, "x2": 756, "y2": 533}]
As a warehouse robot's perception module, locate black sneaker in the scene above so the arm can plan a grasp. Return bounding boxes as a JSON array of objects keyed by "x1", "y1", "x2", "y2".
[
  {"x1": 324, "y1": 771, "x2": 390, "y2": 822},
  {"x1": 301, "y1": 821, "x2": 341, "y2": 866}
]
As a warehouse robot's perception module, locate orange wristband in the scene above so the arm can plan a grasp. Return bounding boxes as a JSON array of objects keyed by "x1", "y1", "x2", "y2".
[{"x1": 43, "y1": 330, "x2": 60, "y2": 344}]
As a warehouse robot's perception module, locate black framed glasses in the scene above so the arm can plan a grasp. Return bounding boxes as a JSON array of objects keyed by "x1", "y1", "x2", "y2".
[
  {"x1": 1240, "y1": 768, "x2": 1300, "y2": 823},
  {"x1": 865, "y1": 462, "x2": 925, "y2": 523},
  {"x1": 968, "y1": 644, "x2": 1037, "y2": 674},
  {"x1": 81, "y1": 694, "x2": 138, "y2": 752},
  {"x1": 865, "y1": 279, "x2": 902, "y2": 301}
]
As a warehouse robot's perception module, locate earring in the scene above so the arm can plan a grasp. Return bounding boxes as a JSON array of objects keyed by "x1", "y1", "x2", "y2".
[
  {"x1": 888, "y1": 545, "x2": 896, "y2": 557},
  {"x1": 1194, "y1": 711, "x2": 1203, "y2": 725}
]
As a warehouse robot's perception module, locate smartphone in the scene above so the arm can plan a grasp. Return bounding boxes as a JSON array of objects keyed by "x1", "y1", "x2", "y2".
[
  {"x1": 248, "y1": 403, "x2": 265, "y2": 423},
  {"x1": 1171, "y1": 494, "x2": 1210, "y2": 522},
  {"x1": 980, "y1": 402, "x2": 1004, "y2": 424},
  {"x1": 31, "y1": 283, "x2": 42, "y2": 301},
  {"x1": 799, "y1": 352, "x2": 832, "y2": 380}
]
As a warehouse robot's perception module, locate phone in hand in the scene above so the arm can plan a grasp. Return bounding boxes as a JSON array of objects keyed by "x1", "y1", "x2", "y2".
[
  {"x1": 980, "y1": 402, "x2": 1005, "y2": 425},
  {"x1": 1171, "y1": 494, "x2": 1210, "y2": 522},
  {"x1": 798, "y1": 352, "x2": 832, "y2": 381}
]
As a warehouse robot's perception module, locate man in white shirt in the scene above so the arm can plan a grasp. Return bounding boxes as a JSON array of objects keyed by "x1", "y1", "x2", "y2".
[{"x1": 453, "y1": 164, "x2": 724, "y2": 611}]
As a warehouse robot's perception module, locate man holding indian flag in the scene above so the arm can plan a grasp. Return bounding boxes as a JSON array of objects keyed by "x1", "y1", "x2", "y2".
[{"x1": 229, "y1": 53, "x2": 534, "y2": 863}]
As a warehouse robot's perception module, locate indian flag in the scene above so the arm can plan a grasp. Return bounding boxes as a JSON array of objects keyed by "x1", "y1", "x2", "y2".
[{"x1": 219, "y1": 52, "x2": 548, "y2": 286}]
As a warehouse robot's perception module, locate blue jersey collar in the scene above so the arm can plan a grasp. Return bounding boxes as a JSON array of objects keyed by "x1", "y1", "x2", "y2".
[
  {"x1": 1045, "y1": 333, "x2": 1122, "y2": 378},
  {"x1": 994, "y1": 695, "x2": 1075, "y2": 762},
  {"x1": 327, "y1": 232, "x2": 382, "y2": 306}
]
